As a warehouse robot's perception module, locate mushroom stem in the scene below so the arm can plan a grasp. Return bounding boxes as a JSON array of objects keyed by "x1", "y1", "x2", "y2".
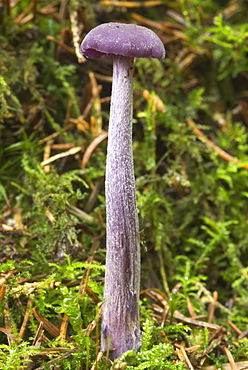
[{"x1": 101, "y1": 55, "x2": 141, "y2": 359}]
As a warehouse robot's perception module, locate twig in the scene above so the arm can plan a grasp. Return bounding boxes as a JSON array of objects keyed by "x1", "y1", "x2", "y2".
[
  {"x1": 89, "y1": 72, "x2": 103, "y2": 136},
  {"x1": 22, "y1": 322, "x2": 43, "y2": 370},
  {"x1": 238, "y1": 328, "x2": 248, "y2": 340},
  {"x1": 174, "y1": 343, "x2": 201, "y2": 353},
  {"x1": 32, "y1": 307, "x2": 60, "y2": 338},
  {"x1": 33, "y1": 321, "x2": 44, "y2": 347},
  {"x1": 142, "y1": 288, "x2": 222, "y2": 330},
  {"x1": 90, "y1": 351, "x2": 104, "y2": 370},
  {"x1": 224, "y1": 347, "x2": 237, "y2": 370},
  {"x1": 14, "y1": 2, "x2": 34, "y2": 24},
  {"x1": 227, "y1": 320, "x2": 242, "y2": 336},
  {"x1": 81, "y1": 131, "x2": 108, "y2": 169},
  {"x1": 174, "y1": 312, "x2": 221, "y2": 331},
  {"x1": 209, "y1": 324, "x2": 224, "y2": 342},
  {"x1": 176, "y1": 345, "x2": 195, "y2": 370},
  {"x1": 4, "y1": 303, "x2": 16, "y2": 345},
  {"x1": 79, "y1": 236, "x2": 101, "y2": 295},
  {"x1": 101, "y1": 0, "x2": 165, "y2": 7},
  {"x1": 34, "y1": 353, "x2": 73, "y2": 370},
  {"x1": 208, "y1": 291, "x2": 218, "y2": 324},
  {"x1": 46, "y1": 35, "x2": 75, "y2": 54},
  {"x1": 132, "y1": 12, "x2": 185, "y2": 32},
  {"x1": 0, "y1": 270, "x2": 15, "y2": 288},
  {"x1": 69, "y1": 8, "x2": 85, "y2": 63},
  {"x1": 186, "y1": 296, "x2": 196, "y2": 317},
  {"x1": 85, "y1": 177, "x2": 104, "y2": 213},
  {"x1": 59, "y1": 314, "x2": 69, "y2": 340},
  {"x1": 186, "y1": 118, "x2": 248, "y2": 169},
  {"x1": 38, "y1": 124, "x2": 73, "y2": 144},
  {"x1": 43, "y1": 140, "x2": 53, "y2": 174},
  {"x1": 19, "y1": 298, "x2": 33, "y2": 339},
  {"x1": 40, "y1": 146, "x2": 82, "y2": 166},
  {"x1": 67, "y1": 204, "x2": 95, "y2": 223}
]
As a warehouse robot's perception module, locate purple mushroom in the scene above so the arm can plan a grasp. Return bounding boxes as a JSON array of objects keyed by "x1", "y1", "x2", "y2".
[{"x1": 80, "y1": 22, "x2": 165, "y2": 359}]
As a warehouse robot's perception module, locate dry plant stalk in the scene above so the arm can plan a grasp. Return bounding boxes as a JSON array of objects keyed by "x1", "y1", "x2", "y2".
[
  {"x1": 142, "y1": 288, "x2": 222, "y2": 331},
  {"x1": 208, "y1": 291, "x2": 218, "y2": 324},
  {"x1": 40, "y1": 146, "x2": 82, "y2": 167},
  {"x1": 81, "y1": 131, "x2": 108, "y2": 169},
  {"x1": 19, "y1": 298, "x2": 33, "y2": 339},
  {"x1": 224, "y1": 347, "x2": 237, "y2": 370},
  {"x1": 101, "y1": 0, "x2": 165, "y2": 7},
  {"x1": 32, "y1": 307, "x2": 60, "y2": 338},
  {"x1": 227, "y1": 320, "x2": 242, "y2": 336},
  {"x1": 186, "y1": 296, "x2": 196, "y2": 317},
  {"x1": 186, "y1": 118, "x2": 248, "y2": 169},
  {"x1": 176, "y1": 345, "x2": 195, "y2": 370},
  {"x1": 43, "y1": 140, "x2": 53, "y2": 174},
  {"x1": 89, "y1": 72, "x2": 103, "y2": 136},
  {"x1": 59, "y1": 314, "x2": 69, "y2": 340},
  {"x1": 3, "y1": 303, "x2": 15, "y2": 345},
  {"x1": 79, "y1": 236, "x2": 100, "y2": 295},
  {"x1": 46, "y1": 35, "x2": 75, "y2": 55},
  {"x1": 69, "y1": 8, "x2": 85, "y2": 63}
]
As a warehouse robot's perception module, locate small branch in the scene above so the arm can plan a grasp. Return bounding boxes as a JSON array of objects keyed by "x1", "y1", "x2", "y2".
[
  {"x1": 40, "y1": 146, "x2": 82, "y2": 166},
  {"x1": 81, "y1": 131, "x2": 108, "y2": 169},
  {"x1": 101, "y1": 0, "x2": 165, "y2": 7},
  {"x1": 59, "y1": 314, "x2": 69, "y2": 340},
  {"x1": 208, "y1": 291, "x2": 218, "y2": 324},
  {"x1": 69, "y1": 8, "x2": 85, "y2": 63},
  {"x1": 46, "y1": 35, "x2": 75, "y2": 54},
  {"x1": 32, "y1": 307, "x2": 60, "y2": 338},
  {"x1": 186, "y1": 118, "x2": 248, "y2": 169},
  {"x1": 227, "y1": 320, "x2": 242, "y2": 336},
  {"x1": 224, "y1": 347, "x2": 237, "y2": 370},
  {"x1": 176, "y1": 345, "x2": 195, "y2": 370},
  {"x1": 19, "y1": 298, "x2": 33, "y2": 339}
]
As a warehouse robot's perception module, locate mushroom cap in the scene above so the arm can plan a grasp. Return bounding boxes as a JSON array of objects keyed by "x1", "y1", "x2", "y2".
[{"x1": 80, "y1": 22, "x2": 165, "y2": 60}]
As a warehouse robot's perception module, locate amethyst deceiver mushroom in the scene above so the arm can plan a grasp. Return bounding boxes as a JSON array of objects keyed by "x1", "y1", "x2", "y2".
[{"x1": 80, "y1": 22, "x2": 165, "y2": 359}]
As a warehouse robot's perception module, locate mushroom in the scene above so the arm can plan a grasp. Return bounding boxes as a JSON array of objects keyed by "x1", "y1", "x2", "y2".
[{"x1": 80, "y1": 22, "x2": 165, "y2": 359}]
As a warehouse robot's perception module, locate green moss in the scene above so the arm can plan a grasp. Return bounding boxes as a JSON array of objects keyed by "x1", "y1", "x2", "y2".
[{"x1": 1, "y1": 0, "x2": 248, "y2": 367}]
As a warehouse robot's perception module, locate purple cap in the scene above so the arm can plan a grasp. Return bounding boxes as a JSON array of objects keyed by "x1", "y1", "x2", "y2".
[{"x1": 80, "y1": 22, "x2": 165, "y2": 60}]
